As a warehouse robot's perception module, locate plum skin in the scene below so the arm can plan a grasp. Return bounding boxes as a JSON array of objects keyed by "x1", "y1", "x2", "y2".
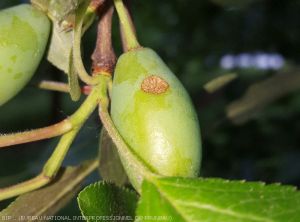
[
  {"x1": 111, "y1": 48, "x2": 202, "y2": 188},
  {"x1": 0, "y1": 4, "x2": 50, "y2": 106}
]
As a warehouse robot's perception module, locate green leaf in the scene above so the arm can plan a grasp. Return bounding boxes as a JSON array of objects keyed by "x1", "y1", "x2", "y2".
[
  {"x1": 49, "y1": 0, "x2": 84, "y2": 22},
  {"x1": 31, "y1": 0, "x2": 84, "y2": 22},
  {"x1": 0, "y1": 160, "x2": 98, "y2": 220},
  {"x1": 47, "y1": 22, "x2": 73, "y2": 74},
  {"x1": 35, "y1": 0, "x2": 90, "y2": 77},
  {"x1": 47, "y1": 22, "x2": 82, "y2": 101},
  {"x1": 46, "y1": 0, "x2": 95, "y2": 100},
  {"x1": 98, "y1": 129, "x2": 129, "y2": 186},
  {"x1": 78, "y1": 182, "x2": 138, "y2": 222},
  {"x1": 136, "y1": 177, "x2": 300, "y2": 222}
]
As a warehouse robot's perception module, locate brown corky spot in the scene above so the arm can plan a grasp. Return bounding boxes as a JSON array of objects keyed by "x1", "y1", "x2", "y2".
[{"x1": 141, "y1": 75, "x2": 169, "y2": 94}]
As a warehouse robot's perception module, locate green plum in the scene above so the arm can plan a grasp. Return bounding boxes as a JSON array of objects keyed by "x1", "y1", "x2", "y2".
[
  {"x1": 0, "y1": 4, "x2": 50, "y2": 106},
  {"x1": 111, "y1": 48, "x2": 202, "y2": 189}
]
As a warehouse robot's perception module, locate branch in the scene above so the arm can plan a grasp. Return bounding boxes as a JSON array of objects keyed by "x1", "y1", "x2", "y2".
[
  {"x1": 37, "y1": 80, "x2": 92, "y2": 95},
  {"x1": 38, "y1": 80, "x2": 70, "y2": 93},
  {"x1": 0, "y1": 81, "x2": 104, "y2": 200},
  {"x1": 89, "y1": 0, "x2": 106, "y2": 12},
  {"x1": 92, "y1": 0, "x2": 116, "y2": 75},
  {"x1": 0, "y1": 120, "x2": 72, "y2": 148}
]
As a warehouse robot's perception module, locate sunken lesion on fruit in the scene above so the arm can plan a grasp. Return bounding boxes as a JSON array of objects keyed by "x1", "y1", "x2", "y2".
[{"x1": 141, "y1": 75, "x2": 169, "y2": 94}]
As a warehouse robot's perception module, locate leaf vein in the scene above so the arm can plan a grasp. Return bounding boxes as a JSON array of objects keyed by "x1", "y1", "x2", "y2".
[{"x1": 175, "y1": 200, "x2": 274, "y2": 222}]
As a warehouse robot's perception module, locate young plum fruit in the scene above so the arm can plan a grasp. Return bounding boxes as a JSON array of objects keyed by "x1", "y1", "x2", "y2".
[
  {"x1": 111, "y1": 48, "x2": 202, "y2": 189},
  {"x1": 0, "y1": 4, "x2": 50, "y2": 106}
]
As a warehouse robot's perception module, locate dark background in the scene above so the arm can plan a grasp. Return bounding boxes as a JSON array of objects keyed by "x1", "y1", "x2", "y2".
[{"x1": 1, "y1": 0, "x2": 300, "y2": 219}]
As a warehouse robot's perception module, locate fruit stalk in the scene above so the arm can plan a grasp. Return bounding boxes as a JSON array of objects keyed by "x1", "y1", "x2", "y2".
[
  {"x1": 119, "y1": 0, "x2": 135, "y2": 52},
  {"x1": 113, "y1": 0, "x2": 140, "y2": 51},
  {"x1": 73, "y1": 0, "x2": 99, "y2": 85}
]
